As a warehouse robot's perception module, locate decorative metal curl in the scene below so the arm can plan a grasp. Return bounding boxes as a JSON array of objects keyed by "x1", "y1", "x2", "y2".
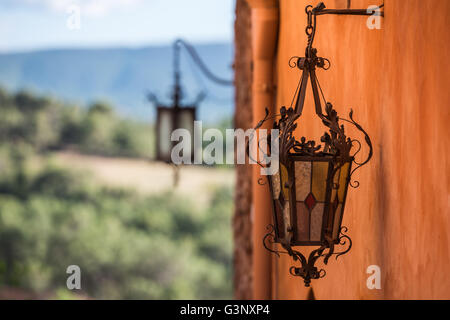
[
  {"x1": 289, "y1": 56, "x2": 301, "y2": 68},
  {"x1": 340, "y1": 110, "x2": 373, "y2": 189},
  {"x1": 257, "y1": 177, "x2": 267, "y2": 186},
  {"x1": 350, "y1": 139, "x2": 362, "y2": 159},
  {"x1": 288, "y1": 246, "x2": 327, "y2": 287},
  {"x1": 334, "y1": 226, "x2": 353, "y2": 260},
  {"x1": 319, "y1": 226, "x2": 353, "y2": 261},
  {"x1": 263, "y1": 225, "x2": 291, "y2": 258}
]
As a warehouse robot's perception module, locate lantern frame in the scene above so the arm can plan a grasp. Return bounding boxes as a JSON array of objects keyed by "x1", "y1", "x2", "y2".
[{"x1": 254, "y1": 2, "x2": 377, "y2": 287}]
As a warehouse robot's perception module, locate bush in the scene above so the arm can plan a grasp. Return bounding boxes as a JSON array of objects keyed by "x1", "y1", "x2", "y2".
[
  {"x1": 0, "y1": 147, "x2": 232, "y2": 299},
  {"x1": 0, "y1": 88, "x2": 154, "y2": 158}
]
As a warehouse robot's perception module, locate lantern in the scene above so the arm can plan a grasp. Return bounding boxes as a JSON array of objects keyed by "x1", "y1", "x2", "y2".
[
  {"x1": 155, "y1": 104, "x2": 196, "y2": 163},
  {"x1": 150, "y1": 39, "x2": 200, "y2": 163},
  {"x1": 258, "y1": 3, "x2": 376, "y2": 287},
  {"x1": 150, "y1": 39, "x2": 232, "y2": 163}
]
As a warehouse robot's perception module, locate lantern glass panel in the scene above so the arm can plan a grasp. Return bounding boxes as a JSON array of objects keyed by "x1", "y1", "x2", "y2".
[
  {"x1": 296, "y1": 202, "x2": 309, "y2": 241},
  {"x1": 157, "y1": 108, "x2": 173, "y2": 161},
  {"x1": 331, "y1": 167, "x2": 339, "y2": 201},
  {"x1": 178, "y1": 108, "x2": 195, "y2": 149},
  {"x1": 280, "y1": 164, "x2": 290, "y2": 200},
  {"x1": 294, "y1": 161, "x2": 311, "y2": 201},
  {"x1": 338, "y1": 162, "x2": 350, "y2": 202},
  {"x1": 311, "y1": 161, "x2": 329, "y2": 202},
  {"x1": 270, "y1": 156, "x2": 353, "y2": 245},
  {"x1": 290, "y1": 158, "x2": 335, "y2": 245},
  {"x1": 271, "y1": 171, "x2": 281, "y2": 200},
  {"x1": 282, "y1": 201, "x2": 291, "y2": 237},
  {"x1": 310, "y1": 203, "x2": 325, "y2": 242}
]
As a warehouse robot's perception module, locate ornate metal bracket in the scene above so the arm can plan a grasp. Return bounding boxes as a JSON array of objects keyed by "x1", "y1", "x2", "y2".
[{"x1": 264, "y1": 225, "x2": 352, "y2": 287}]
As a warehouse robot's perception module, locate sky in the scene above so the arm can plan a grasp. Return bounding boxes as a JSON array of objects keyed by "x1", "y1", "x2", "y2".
[{"x1": 0, "y1": 0, "x2": 235, "y2": 52}]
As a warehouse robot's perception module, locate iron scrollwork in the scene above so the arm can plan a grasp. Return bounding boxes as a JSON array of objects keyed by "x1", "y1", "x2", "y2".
[{"x1": 263, "y1": 225, "x2": 352, "y2": 287}]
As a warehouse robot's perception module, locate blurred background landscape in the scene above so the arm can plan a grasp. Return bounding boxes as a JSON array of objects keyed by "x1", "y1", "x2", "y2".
[
  {"x1": 0, "y1": 0, "x2": 235, "y2": 299},
  {"x1": 0, "y1": 43, "x2": 233, "y2": 122}
]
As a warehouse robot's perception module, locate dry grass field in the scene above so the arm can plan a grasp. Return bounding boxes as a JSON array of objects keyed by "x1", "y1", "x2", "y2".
[{"x1": 49, "y1": 151, "x2": 235, "y2": 207}]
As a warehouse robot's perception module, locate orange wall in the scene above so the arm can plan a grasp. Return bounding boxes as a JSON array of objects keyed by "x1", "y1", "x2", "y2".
[{"x1": 271, "y1": 0, "x2": 450, "y2": 299}]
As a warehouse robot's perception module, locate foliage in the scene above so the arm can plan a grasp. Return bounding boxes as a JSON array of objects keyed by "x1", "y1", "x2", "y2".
[
  {"x1": 0, "y1": 88, "x2": 234, "y2": 299},
  {"x1": 0, "y1": 145, "x2": 233, "y2": 299},
  {"x1": 0, "y1": 87, "x2": 154, "y2": 158}
]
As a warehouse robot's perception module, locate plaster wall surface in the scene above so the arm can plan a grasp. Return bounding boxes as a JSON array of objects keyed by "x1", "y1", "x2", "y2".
[{"x1": 271, "y1": 0, "x2": 450, "y2": 299}]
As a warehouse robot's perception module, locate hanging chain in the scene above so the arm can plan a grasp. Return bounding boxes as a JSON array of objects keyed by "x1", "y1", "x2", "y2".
[
  {"x1": 304, "y1": 3, "x2": 327, "y2": 57},
  {"x1": 305, "y1": 5, "x2": 314, "y2": 55}
]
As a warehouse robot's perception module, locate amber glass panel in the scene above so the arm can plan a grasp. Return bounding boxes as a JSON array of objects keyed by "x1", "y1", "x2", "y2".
[
  {"x1": 271, "y1": 171, "x2": 281, "y2": 200},
  {"x1": 338, "y1": 162, "x2": 350, "y2": 202},
  {"x1": 310, "y1": 203, "x2": 325, "y2": 242},
  {"x1": 332, "y1": 204, "x2": 343, "y2": 240},
  {"x1": 282, "y1": 201, "x2": 291, "y2": 237},
  {"x1": 294, "y1": 161, "x2": 311, "y2": 202},
  {"x1": 330, "y1": 166, "x2": 340, "y2": 202},
  {"x1": 311, "y1": 162, "x2": 329, "y2": 202},
  {"x1": 296, "y1": 202, "x2": 309, "y2": 242},
  {"x1": 158, "y1": 109, "x2": 173, "y2": 159},
  {"x1": 178, "y1": 109, "x2": 195, "y2": 148},
  {"x1": 280, "y1": 164, "x2": 290, "y2": 200}
]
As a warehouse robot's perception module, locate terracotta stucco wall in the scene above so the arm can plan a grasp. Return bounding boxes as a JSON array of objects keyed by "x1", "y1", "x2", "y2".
[{"x1": 270, "y1": 0, "x2": 450, "y2": 299}]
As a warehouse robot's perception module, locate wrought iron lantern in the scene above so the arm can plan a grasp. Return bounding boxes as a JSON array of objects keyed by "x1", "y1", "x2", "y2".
[
  {"x1": 257, "y1": 3, "x2": 377, "y2": 287},
  {"x1": 148, "y1": 39, "x2": 232, "y2": 163},
  {"x1": 148, "y1": 40, "x2": 201, "y2": 163}
]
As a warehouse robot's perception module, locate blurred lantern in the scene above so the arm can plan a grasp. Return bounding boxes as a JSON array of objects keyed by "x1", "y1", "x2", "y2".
[
  {"x1": 256, "y1": 3, "x2": 378, "y2": 287},
  {"x1": 148, "y1": 39, "x2": 232, "y2": 163},
  {"x1": 148, "y1": 40, "x2": 202, "y2": 163}
]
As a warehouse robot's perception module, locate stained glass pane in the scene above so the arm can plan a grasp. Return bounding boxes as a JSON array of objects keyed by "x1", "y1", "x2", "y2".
[
  {"x1": 271, "y1": 171, "x2": 281, "y2": 200},
  {"x1": 312, "y1": 162, "x2": 329, "y2": 202},
  {"x1": 280, "y1": 164, "x2": 290, "y2": 200},
  {"x1": 296, "y1": 202, "x2": 309, "y2": 241},
  {"x1": 304, "y1": 193, "x2": 317, "y2": 212},
  {"x1": 310, "y1": 203, "x2": 325, "y2": 242},
  {"x1": 338, "y1": 162, "x2": 350, "y2": 202},
  {"x1": 158, "y1": 109, "x2": 173, "y2": 159},
  {"x1": 178, "y1": 109, "x2": 195, "y2": 147},
  {"x1": 294, "y1": 161, "x2": 311, "y2": 202},
  {"x1": 332, "y1": 204, "x2": 343, "y2": 240},
  {"x1": 282, "y1": 201, "x2": 291, "y2": 237}
]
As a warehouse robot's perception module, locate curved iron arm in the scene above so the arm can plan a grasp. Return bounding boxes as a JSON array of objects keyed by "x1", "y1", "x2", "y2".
[
  {"x1": 340, "y1": 112, "x2": 374, "y2": 188},
  {"x1": 174, "y1": 39, "x2": 233, "y2": 86}
]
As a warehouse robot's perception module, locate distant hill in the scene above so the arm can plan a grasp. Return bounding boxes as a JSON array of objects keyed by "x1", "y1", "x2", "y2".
[{"x1": 0, "y1": 43, "x2": 234, "y2": 123}]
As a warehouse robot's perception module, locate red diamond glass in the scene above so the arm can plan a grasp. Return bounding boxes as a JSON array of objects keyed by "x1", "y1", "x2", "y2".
[{"x1": 304, "y1": 193, "x2": 317, "y2": 212}]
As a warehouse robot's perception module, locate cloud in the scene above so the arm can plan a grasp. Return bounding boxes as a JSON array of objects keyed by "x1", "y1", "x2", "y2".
[{"x1": 2, "y1": 0, "x2": 145, "y2": 17}]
